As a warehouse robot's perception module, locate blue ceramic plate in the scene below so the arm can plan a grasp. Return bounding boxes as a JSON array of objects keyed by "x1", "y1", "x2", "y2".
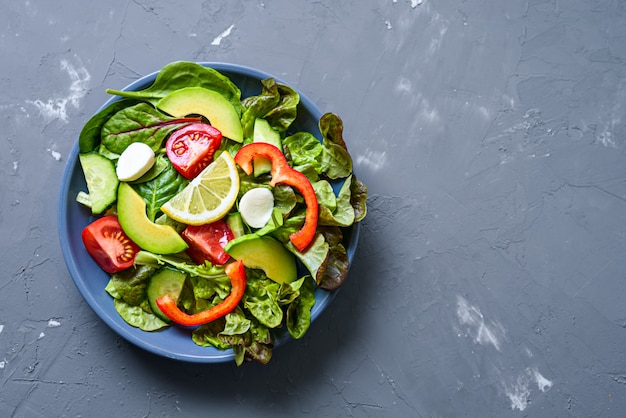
[{"x1": 58, "y1": 62, "x2": 360, "y2": 363}]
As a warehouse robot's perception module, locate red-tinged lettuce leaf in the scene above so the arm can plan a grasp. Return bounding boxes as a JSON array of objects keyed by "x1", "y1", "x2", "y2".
[
  {"x1": 101, "y1": 102, "x2": 198, "y2": 154},
  {"x1": 316, "y1": 226, "x2": 350, "y2": 291},
  {"x1": 351, "y1": 175, "x2": 368, "y2": 222},
  {"x1": 79, "y1": 98, "x2": 140, "y2": 153},
  {"x1": 319, "y1": 112, "x2": 348, "y2": 151},
  {"x1": 319, "y1": 113, "x2": 353, "y2": 179}
]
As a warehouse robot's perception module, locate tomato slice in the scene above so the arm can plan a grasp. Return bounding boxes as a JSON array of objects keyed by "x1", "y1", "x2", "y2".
[
  {"x1": 181, "y1": 220, "x2": 234, "y2": 265},
  {"x1": 81, "y1": 216, "x2": 140, "y2": 273},
  {"x1": 166, "y1": 123, "x2": 222, "y2": 179}
]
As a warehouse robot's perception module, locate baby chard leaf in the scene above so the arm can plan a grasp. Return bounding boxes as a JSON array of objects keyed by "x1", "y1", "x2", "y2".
[{"x1": 101, "y1": 103, "x2": 199, "y2": 154}]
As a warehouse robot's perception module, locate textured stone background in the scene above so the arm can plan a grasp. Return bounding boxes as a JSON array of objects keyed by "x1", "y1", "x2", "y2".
[{"x1": 2, "y1": 0, "x2": 626, "y2": 416}]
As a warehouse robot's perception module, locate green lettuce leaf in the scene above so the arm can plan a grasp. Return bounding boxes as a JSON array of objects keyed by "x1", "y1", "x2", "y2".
[
  {"x1": 113, "y1": 299, "x2": 169, "y2": 331},
  {"x1": 243, "y1": 272, "x2": 283, "y2": 328},
  {"x1": 319, "y1": 175, "x2": 356, "y2": 227},
  {"x1": 105, "y1": 265, "x2": 157, "y2": 306},
  {"x1": 319, "y1": 113, "x2": 353, "y2": 179},
  {"x1": 241, "y1": 78, "x2": 299, "y2": 138},
  {"x1": 313, "y1": 180, "x2": 337, "y2": 212},
  {"x1": 134, "y1": 251, "x2": 228, "y2": 282},
  {"x1": 286, "y1": 233, "x2": 330, "y2": 283},
  {"x1": 286, "y1": 276, "x2": 316, "y2": 339},
  {"x1": 283, "y1": 132, "x2": 323, "y2": 173}
]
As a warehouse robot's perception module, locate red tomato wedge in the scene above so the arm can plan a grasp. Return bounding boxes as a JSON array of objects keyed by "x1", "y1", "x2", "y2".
[
  {"x1": 166, "y1": 123, "x2": 223, "y2": 179},
  {"x1": 181, "y1": 220, "x2": 234, "y2": 265},
  {"x1": 81, "y1": 216, "x2": 140, "y2": 273}
]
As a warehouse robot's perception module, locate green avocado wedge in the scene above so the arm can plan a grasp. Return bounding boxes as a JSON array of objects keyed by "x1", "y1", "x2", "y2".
[
  {"x1": 117, "y1": 182, "x2": 188, "y2": 254},
  {"x1": 157, "y1": 87, "x2": 243, "y2": 143},
  {"x1": 224, "y1": 234, "x2": 297, "y2": 284}
]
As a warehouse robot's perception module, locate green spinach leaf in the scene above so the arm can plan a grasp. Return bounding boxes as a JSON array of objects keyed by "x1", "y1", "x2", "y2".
[
  {"x1": 106, "y1": 61, "x2": 242, "y2": 112},
  {"x1": 133, "y1": 160, "x2": 188, "y2": 222}
]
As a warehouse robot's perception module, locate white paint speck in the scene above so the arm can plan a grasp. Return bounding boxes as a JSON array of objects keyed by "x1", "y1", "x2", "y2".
[
  {"x1": 596, "y1": 129, "x2": 616, "y2": 148},
  {"x1": 38, "y1": 332, "x2": 45, "y2": 339},
  {"x1": 396, "y1": 77, "x2": 412, "y2": 94},
  {"x1": 356, "y1": 149, "x2": 388, "y2": 172},
  {"x1": 27, "y1": 57, "x2": 90, "y2": 123},
  {"x1": 0, "y1": 360, "x2": 5, "y2": 369},
  {"x1": 211, "y1": 24, "x2": 235, "y2": 46},
  {"x1": 505, "y1": 379, "x2": 530, "y2": 411},
  {"x1": 456, "y1": 295, "x2": 505, "y2": 351},
  {"x1": 385, "y1": 20, "x2": 393, "y2": 30},
  {"x1": 48, "y1": 149, "x2": 62, "y2": 161},
  {"x1": 411, "y1": 0, "x2": 423, "y2": 7},
  {"x1": 532, "y1": 368, "x2": 553, "y2": 392},
  {"x1": 502, "y1": 368, "x2": 553, "y2": 410},
  {"x1": 0, "y1": 325, "x2": 4, "y2": 333},
  {"x1": 47, "y1": 319, "x2": 61, "y2": 327}
]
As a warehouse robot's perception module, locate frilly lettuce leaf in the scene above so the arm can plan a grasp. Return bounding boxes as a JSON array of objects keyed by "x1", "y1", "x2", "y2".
[
  {"x1": 318, "y1": 175, "x2": 356, "y2": 227},
  {"x1": 286, "y1": 276, "x2": 316, "y2": 339},
  {"x1": 241, "y1": 78, "x2": 299, "y2": 139}
]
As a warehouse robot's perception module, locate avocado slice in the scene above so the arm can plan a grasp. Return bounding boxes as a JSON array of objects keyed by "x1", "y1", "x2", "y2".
[
  {"x1": 224, "y1": 234, "x2": 297, "y2": 284},
  {"x1": 157, "y1": 87, "x2": 243, "y2": 143},
  {"x1": 117, "y1": 182, "x2": 188, "y2": 254}
]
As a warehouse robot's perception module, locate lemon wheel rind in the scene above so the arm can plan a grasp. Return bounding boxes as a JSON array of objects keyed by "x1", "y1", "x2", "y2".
[{"x1": 161, "y1": 152, "x2": 240, "y2": 225}]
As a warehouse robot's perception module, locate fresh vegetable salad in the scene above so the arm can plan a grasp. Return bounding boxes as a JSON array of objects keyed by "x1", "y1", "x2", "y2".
[{"x1": 76, "y1": 61, "x2": 367, "y2": 365}]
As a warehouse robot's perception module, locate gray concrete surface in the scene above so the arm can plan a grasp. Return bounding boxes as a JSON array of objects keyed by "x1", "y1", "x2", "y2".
[{"x1": 2, "y1": 0, "x2": 626, "y2": 416}]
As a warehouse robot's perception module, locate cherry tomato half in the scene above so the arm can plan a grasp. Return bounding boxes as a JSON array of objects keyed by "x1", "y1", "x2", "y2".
[
  {"x1": 81, "y1": 216, "x2": 140, "y2": 273},
  {"x1": 181, "y1": 220, "x2": 234, "y2": 265},
  {"x1": 166, "y1": 123, "x2": 222, "y2": 179}
]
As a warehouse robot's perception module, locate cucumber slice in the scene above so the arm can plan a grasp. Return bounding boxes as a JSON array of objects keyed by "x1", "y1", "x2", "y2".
[
  {"x1": 78, "y1": 152, "x2": 119, "y2": 214},
  {"x1": 226, "y1": 212, "x2": 246, "y2": 238},
  {"x1": 146, "y1": 268, "x2": 187, "y2": 322},
  {"x1": 252, "y1": 118, "x2": 282, "y2": 177}
]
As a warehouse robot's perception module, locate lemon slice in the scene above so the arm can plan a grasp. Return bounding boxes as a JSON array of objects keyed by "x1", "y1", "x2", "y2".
[{"x1": 161, "y1": 151, "x2": 239, "y2": 225}]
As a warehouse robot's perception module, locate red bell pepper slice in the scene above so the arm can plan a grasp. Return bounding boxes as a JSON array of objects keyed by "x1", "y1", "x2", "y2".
[
  {"x1": 155, "y1": 260, "x2": 247, "y2": 327},
  {"x1": 234, "y1": 143, "x2": 319, "y2": 251}
]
